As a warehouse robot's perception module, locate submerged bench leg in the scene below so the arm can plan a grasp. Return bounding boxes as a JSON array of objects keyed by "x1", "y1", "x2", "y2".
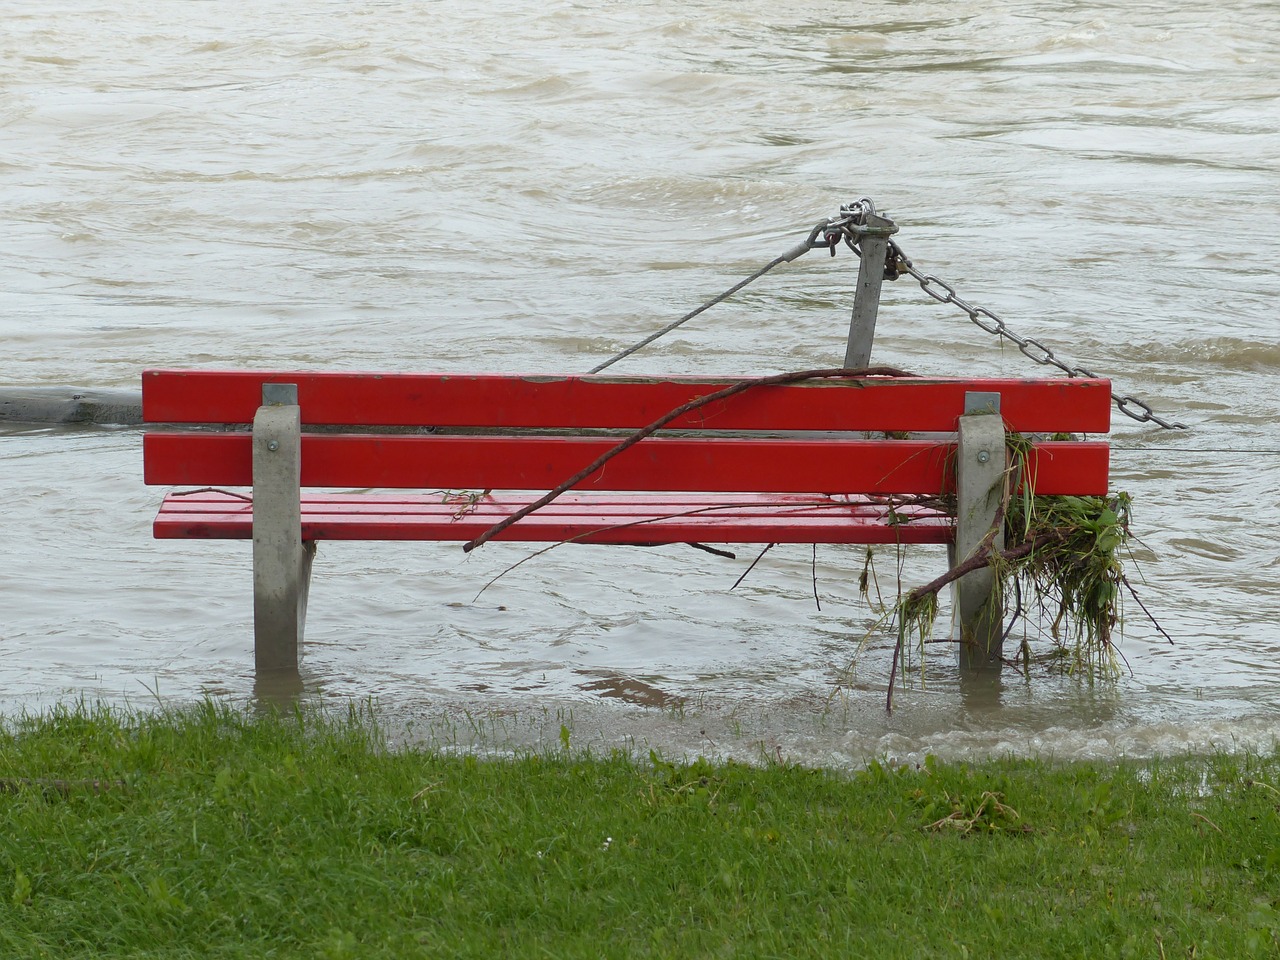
[
  {"x1": 252, "y1": 386, "x2": 313, "y2": 672},
  {"x1": 954, "y1": 402, "x2": 1007, "y2": 672}
]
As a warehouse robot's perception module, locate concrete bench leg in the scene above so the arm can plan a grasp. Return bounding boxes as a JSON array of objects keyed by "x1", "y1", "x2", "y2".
[
  {"x1": 954, "y1": 400, "x2": 1007, "y2": 672},
  {"x1": 252, "y1": 385, "x2": 314, "y2": 672}
]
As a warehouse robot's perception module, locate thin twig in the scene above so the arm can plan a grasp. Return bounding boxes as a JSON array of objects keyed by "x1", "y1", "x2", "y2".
[
  {"x1": 471, "y1": 499, "x2": 842, "y2": 601},
  {"x1": 1119, "y1": 572, "x2": 1174, "y2": 645},
  {"x1": 1000, "y1": 576, "x2": 1024, "y2": 648},
  {"x1": 731, "y1": 544, "x2": 776, "y2": 591},
  {"x1": 887, "y1": 619, "x2": 906, "y2": 713},
  {"x1": 462, "y1": 366, "x2": 912, "y2": 553},
  {"x1": 1111, "y1": 639, "x2": 1134, "y2": 678},
  {"x1": 863, "y1": 546, "x2": 884, "y2": 608},
  {"x1": 811, "y1": 543, "x2": 821, "y2": 612},
  {"x1": 687, "y1": 542, "x2": 736, "y2": 560},
  {"x1": 170, "y1": 487, "x2": 252, "y2": 501}
]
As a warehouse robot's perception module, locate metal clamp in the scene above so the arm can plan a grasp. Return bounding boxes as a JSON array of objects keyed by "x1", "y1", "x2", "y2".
[{"x1": 262, "y1": 383, "x2": 299, "y2": 406}]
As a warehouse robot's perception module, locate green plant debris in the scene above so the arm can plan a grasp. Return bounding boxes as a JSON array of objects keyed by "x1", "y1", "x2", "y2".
[
  {"x1": 883, "y1": 433, "x2": 1150, "y2": 685},
  {"x1": 1, "y1": 703, "x2": 1279, "y2": 958},
  {"x1": 1003, "y1": 490, "x2": 1133, "y2": 672}
]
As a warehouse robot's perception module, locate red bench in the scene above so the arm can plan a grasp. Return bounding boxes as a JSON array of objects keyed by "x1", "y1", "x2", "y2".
[{"x1": 142, "y1": 370, "x2": 1111, "y2": 673}]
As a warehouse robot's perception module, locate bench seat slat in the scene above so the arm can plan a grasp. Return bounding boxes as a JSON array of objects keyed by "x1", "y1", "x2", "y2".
[
  {"x1": 142, "y1": 371, "x2": 1114, "y2": 434},
  {"x1": 144, "y1": 434, "x2": 1110, "y2": 496},
  {"x1": 154, "y1": 492, "x2": 954, "y2": 545}
]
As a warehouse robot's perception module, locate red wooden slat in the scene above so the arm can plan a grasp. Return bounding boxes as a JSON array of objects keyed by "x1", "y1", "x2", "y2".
[
  {"x1": 144, "y1": 432, "x2": 1108, "y2": 495},
  {"x1": 155, "y1": 491, "x2": 916, "y2": 516},
  {"x1": 145, "y1": 433, "x2": 952, "y2": 493},
  {"x1": 141, "y1": 370, "x2": 1113, "y2": 434},
  {"x1": 154, "y1": 492, "x2": 954, "y2": 545},
  {"x1": 155, "y1": 492, "x2": 945, "y2": 522}
]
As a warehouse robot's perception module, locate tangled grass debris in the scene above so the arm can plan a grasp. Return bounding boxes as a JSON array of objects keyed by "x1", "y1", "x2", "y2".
[
  {"x1": 1002, "y1": 489, "x2": 1134, "y2": 670},
  {"x1": 875, "y1": 433, "x2": 1163, "y2": 706}
]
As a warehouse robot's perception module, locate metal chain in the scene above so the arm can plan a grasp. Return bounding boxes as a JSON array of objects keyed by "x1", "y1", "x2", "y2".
[
  {"x1": 591, "y1": 200, "x2": 1186, "y2": 431},
  {"x1": 887, "y1": 240, "x2": 1187, "y2": 430}
]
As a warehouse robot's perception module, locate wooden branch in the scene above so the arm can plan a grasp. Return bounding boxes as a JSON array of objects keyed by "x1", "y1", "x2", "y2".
[
  {"x1": 462, "y1": 366, "x2": 912, "y2": 553},
  {"x1": 903, "y1": 530, "x2": 1065, "y2": 608},
  {"x1": 885, "y1": 529, "x2": 1067, "y2": 713}
]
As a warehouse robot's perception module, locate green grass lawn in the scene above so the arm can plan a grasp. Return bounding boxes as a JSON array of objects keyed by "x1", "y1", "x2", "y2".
[{"x1": 1, "y1": 702, "x2": 1278, "y2": 958}]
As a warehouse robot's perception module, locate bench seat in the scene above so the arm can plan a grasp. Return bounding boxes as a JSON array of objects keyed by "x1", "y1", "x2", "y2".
[{"x1": 154, "y1": 490, "x2": 954, "y2": 545}]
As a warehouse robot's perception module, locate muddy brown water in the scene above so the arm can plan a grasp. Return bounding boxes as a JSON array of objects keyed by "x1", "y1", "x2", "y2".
[{"x1": 2, "y1": 0, "x2": 1278, "y2": 764}]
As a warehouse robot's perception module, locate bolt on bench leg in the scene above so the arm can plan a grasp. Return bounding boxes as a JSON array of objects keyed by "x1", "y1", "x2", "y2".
[
  {"x1": 954, "y1": 401, "x2": 1007, "y2": 672},
  {"x1": 252, "y1": 385, "x2": 314, "y2": 673}
]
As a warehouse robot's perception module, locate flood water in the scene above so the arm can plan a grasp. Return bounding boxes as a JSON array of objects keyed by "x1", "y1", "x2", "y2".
[{"x1": 2, "y1": 0, "x2": 1278, "y2": 765}]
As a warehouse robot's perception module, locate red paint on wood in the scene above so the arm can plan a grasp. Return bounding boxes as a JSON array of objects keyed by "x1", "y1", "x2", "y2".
[
  {"x1": 142, "y1": 370, "x2": 1113, "y2": 434},
  {"x1": 144, "y1": 432, "x2": 1108, "y2": 495},
  {"x1": 154, "y1": 491, "x2": 954, "y2": 545}
]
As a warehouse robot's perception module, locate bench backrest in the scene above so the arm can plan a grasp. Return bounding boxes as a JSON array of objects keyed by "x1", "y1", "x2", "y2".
[{"x1": 142, "y1": 371, "x2": 1112, "y2": 496}]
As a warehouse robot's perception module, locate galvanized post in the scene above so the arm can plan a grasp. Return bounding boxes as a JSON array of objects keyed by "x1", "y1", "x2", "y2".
[
  {"x1": 843, "y1": 212, "x2": 897, "y2": 370},
  {"x1": 252, "y1": 383, "x2": 315, "y2": 672},
  {"x1": 954, "y1": 392, "x2": 1006, "y2": 672}
]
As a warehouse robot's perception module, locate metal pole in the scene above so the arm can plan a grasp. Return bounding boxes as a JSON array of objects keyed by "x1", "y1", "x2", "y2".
[{"x1": 843, "y1": 213, "x2": 897, "y2": 369}]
